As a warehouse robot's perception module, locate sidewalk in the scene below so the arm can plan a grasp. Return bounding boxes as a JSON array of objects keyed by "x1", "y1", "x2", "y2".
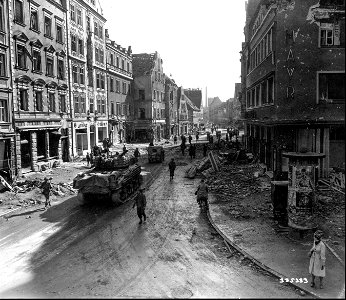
[{"x1": 208, "y1": 195, "x2": 345, "y2": 298}]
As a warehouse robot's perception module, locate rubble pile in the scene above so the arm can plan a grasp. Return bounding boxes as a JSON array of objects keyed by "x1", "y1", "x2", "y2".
[{"x1": 0, "y1": 178, "x2": 76, "y2": 210}]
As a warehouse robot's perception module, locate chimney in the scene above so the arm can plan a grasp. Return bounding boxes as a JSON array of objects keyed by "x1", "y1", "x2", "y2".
[
  {"x1": 105, "y1": 29, "x2": 109, "y2": 38},
  {"x1": 128, "y1": 45, "x2": 132, "y2": 54}
]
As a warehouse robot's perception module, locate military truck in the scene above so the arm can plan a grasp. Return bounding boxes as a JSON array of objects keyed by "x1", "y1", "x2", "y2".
[
  {"x1": 147, "y1": 145, "x2": 165, "y2": 163},
  {"x1": 73, "y1": 153, "x2": 142, "y2": 206}
]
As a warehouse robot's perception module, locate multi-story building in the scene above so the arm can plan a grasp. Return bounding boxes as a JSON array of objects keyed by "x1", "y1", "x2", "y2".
[
  {"x1": 184, "y1": 88, "x2": 203, "y2": 131},
  {"x1": 208, "y1": 97, "x2": 224, "y2": 125},
  {"x1": 240, "y1": 0, "x2": 345, "y2": 178},
  {"x1": 131, "y1": 51, "x2": 166, "y2": 142},
  {"x1": 67, "y1": 0, "x2": 107, "y2": 156},
  {"x1": 10, "y1": 0, "x2": 70, "y2": 175},
  {"x1": 105, "y1": 32, "x2": 132, "y2": 144},
  {"x1": 176, "y1": 87, "x2": 189, "y2": 135},
  {"x1": 164, "y1": 76, "x2": 178, "y2": 138},
  {"x1": 226, "y1": 83, "x2": 242, "y2": 127},
  {"x1": 0, "y1": 0, "x2": 15, "y2": 180}
]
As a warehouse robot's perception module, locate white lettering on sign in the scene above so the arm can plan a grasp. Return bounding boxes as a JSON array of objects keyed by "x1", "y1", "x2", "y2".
[{"x1": 78, "y1": 123, "x2": 87, "y2": 128}]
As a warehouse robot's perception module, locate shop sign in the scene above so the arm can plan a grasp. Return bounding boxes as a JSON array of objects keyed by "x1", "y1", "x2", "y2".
[
  {"x1": 97, "y1": 121, "x2": 108, "y2": 127},
  {"x1": 74, "y1": 122, "x2": 88, "y2": 129}
]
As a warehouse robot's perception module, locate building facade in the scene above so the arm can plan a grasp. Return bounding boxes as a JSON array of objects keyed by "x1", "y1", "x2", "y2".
[
  {"x1": 164, "y1": 76, "x2": 178, "y2": 138},
  {"x1": 10, "y1": 0, "x2": 70, "y2": 175},
  {"x1": 67, "y1": 0, "x2": 107, "y2": 156},
  {"x1": 184, "y1": 88, "x2": 203, "y2": 131},
  {"x1": 176, "y1": 87, "x2": 189, "y2": 135},
  {"x1": 241, "y1": 0, "x2": 345, "y2": 178},
  {"x1": 0, "y1": 0, "x2": 15, "y2": 180},
  {"x1": 131, "y1": 52, "x2": 166, "y2": 142},
  {"x1": 105, "y1": 32, "x2": 132, "y2": 145}
]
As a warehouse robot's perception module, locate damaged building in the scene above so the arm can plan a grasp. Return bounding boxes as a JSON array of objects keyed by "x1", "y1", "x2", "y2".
[
  {"x1": 131, "y1": 52, "x2": 166, "y2": 142},
  {"x1": 240, "y1": 0, "x2": 345, "y2": 179}
]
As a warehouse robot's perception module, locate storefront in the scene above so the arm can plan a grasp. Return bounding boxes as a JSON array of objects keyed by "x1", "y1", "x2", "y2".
[
  {"x1": 96, "y1": 120, "x2": 108, "y2": 145},
  {"x1": 73, "y1": 122, "x2": 89, "y2": 156}
]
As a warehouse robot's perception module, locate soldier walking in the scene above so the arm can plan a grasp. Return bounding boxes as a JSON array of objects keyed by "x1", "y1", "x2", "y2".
[
  {"x1": 133, "y1": 187, "x2": 147, "y2": 224},
  {"x1": 168, "y1": 158, "x2": 176, "y2": 181},
  {"x1": 41, "y1": 177, "x2": 53, "y2": 209}
]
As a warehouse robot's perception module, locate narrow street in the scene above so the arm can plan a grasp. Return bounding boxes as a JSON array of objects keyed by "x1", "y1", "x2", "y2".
[{"x1": 0, "y1": 148, "x2": 307, "y2": 298}]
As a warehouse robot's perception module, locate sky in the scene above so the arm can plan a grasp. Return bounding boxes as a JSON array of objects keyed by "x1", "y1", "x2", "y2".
[{"x1": 101, "y1": 0, "x2": 246, "y2": 104}]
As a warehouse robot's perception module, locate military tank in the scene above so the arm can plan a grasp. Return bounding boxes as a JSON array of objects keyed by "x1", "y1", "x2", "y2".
[{"x1": 73, "y1": 153, "x2": 142, "y2": 206}]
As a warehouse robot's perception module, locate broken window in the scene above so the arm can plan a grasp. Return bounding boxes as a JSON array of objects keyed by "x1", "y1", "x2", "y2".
[
  {"x1": 30, "y1": 9, "x2": 39, "y2": 31},
  {"x1": 319, "y1": 72, "x2": 345, "y2": 102},
  {"x1": 32, "y1": 50, "x2": 41, "y2": 72}
]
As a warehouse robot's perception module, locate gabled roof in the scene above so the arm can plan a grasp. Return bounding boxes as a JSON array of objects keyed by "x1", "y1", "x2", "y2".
[
  {"x1": 184, "y1": 89, "x2": 202, "y2": 109},
  {"x1": 185, "y1": 95, "x2": 200, "y2": 111},
  {"x1": 132, "y1": 53, "x2": 156, "y2": 77}
]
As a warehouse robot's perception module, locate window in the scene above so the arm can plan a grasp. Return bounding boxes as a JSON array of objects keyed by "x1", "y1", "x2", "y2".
[
  {"x1": 44, "y1": 16, "x2": 52, "y2": 37},
  {"x1": 70, "y1": 4, "x2": 75, "y2": 22},
  {"x1": 0, "y1": 53, "x2": 6, "y2": 77},
  {"x1": 127, "y1": 62, "x2": 129, "y2": 72},
  {"x1": 268, "y1": 76, "x2": 274, "y2": 103},
  {"x1": 0, "y1": 99, "x2": 8, "y2": 122},
  {"x1": 110, "y1": 53, "x2": 114, "y2": 65},
  {"x1": 97, "y1": 97, "x2": 101, "y2": 113},
  {"x1": 30, "y1": 9, "x2": 39, "y2": 31},
  {"x1": 80, "y1": 95, "x2": 85, "y2": 113},
  {"x1": 0, "y1": 1, "x2": 4, "y2": 32},
  {"x1": 86, "y1": 15, "x2": 90, "y2": 32},
  {"x1": 122, "y1": 82, "x2": 126, "y2": 94},
  {"x1": 246, "y1": 90, "x2": 251, "y2": 108},
  {"x1": 139, "y1": 89, "x2": 145, "y2": 100},
  {"x1": 116, "y1": 80, "x2": 120, "y2": 93},
  {"x1": 95, "y1": 47, "x2": 99, "y2": 62},
  {"x1": 76, "y1": 8, "x2": 82, "y2": 26},
  {"x1": 71, "y1": 34, "x2": 77, "y2": 52},
  {"x1": 153, "y1": 108, "x2": 156, "y2": 119},
  {"x1": 153, "y1": 89, "x2": 156, "y2": 100},
  {"x1": 139, "y1": 108, "x2": 145, "y2": 119},
  {"x1": 318, "y1": 72, "x2": 345, "y2": 103},
  {"x1": 32, "y1": 50, "x2": 41, "y2": 72},
  {"x1": 116, "y1": 56, "x2": 119, "y2": 67},
  {"x1": 261, "y1": 81, "x2": 267, "y2": 104},
  {"x1": 116, "y1": 102, "x2": 120, "y2": 115},
  {"x1": 255, "y1": 85, "x2": 260, "y2": 106},
  {"x1": 78, "y1": 38, "x2": 84, "y2": 55},
  {"x1": 89, "y1": 98, "x2": 94, "y2": 113},
  {"x1": 111, "y1": 102, "x2": 115, "y2": 115},
  {"x1": 14, "y1": 0, "x2": 24, "y2": 24},
  {"x1": 56, "y1": 24, "x2": 63, "y2": 43},
  {"x1": 101, "y1": 98, "x2": 105, "y2": 114},
  {"x1": 74, "y1": 95, "x2": 79, "y2": 114},
  {"x1": 99, "y1": 48, "x2": 104, "y2": 63},
  {"x1": 46, "y1": 56, "x2": 54, "y2": 76},
  {"x1": 122, "y1": 59, "x2": 125, "y2": 70},
  {"x1": 35, "y1": 91, "x2": 43, "y2": 111},
  {"x1": 16, "y1": 44, "x2": 27, "y2": 69},
  {"x1": 94, "y1": 21, "x2": 98, "y2": 37},
  {"x1": 99, "y1": 25, "x2": 103, "y2": 39},
  {"x1": 72, "y1": 65, "x2": 78, "y2": 83},
  {"x1": 251, "y1": 89, "x2": 255, "y2": 107},
  {"x1": 79, "y1": 67, "x2": 84, "y2": 85},
  {"x1": 96, "y1": 73, "x2": 100, "y2": 88},
  {"x1": 19, "y1": 89, "x2": 28, "y2": 111},
  {"x1": 101, "y1": 73, "x2": 105, "y2": 89},
  {"x1": 60, "y1": 94, "x2": 66, "y2": 112},
  {"x1": 110, "y1": 77, "x2": 114, "y2": 92},
  {"x1": 320, "y1": 21, "x2": 344, "y2": 47},
  {"x1": 57, "y1": 59, "x2": 64, "y2": 79},
  {"x1": 49, "y1": 93, "x2": 55, "y2": 112}
]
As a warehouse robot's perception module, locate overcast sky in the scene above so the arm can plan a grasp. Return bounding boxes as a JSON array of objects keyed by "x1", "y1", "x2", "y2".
[{"x1": 101, "y1": 0, "x2": 246, "y2": 104}]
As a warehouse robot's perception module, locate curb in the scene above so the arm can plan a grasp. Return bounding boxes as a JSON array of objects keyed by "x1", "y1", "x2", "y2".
[
  {"x1": 206, "y1": 208, "x2": 320, "y2": 299},
  {"x1": 0, "y1": 207, "x2": 22, "y2": 218}
]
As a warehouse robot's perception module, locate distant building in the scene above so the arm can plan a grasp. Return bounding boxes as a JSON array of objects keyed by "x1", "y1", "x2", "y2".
[
  {"x1": 240, "y1": 0, "x2": 345, "y2": 178},
  {"x1": 184, "y1": 89, "x2": 203, "y2": 130},
  {"x1": 164, "y1": 77, "x2": 178, "y2": 137},
  {"x1": 131, "y1": 52, "x2": 166, "y2": 142}
]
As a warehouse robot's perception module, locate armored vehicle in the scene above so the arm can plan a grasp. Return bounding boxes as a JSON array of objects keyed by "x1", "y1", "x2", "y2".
[{"x1": 73, "y1": 153, "x2": 142, "y2": 206}]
